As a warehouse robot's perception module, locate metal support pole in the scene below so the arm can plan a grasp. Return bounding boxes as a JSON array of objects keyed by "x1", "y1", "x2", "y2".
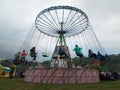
[{"x1": 60, "y1": 22, "x2": 64, "y2": 45}]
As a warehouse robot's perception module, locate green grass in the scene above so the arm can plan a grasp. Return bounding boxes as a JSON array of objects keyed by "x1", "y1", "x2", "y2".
[{"x1": 0, "y1": 78, "x2": 120, "y2": 90}]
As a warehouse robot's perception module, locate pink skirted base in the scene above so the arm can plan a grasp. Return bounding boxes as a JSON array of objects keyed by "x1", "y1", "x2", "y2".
[{"x1": 24, "y1": 68, "x2": 100, "y2": 83}]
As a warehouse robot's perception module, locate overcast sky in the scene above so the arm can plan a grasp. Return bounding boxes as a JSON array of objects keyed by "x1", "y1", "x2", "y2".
[{"x1": 0, "y1": 0, "x2": 120, "y2": 59}]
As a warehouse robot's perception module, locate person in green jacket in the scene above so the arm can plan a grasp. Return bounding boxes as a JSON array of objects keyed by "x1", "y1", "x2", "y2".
[{"x1": 73, "y1": 45, "x2": 83, "y2": 57}]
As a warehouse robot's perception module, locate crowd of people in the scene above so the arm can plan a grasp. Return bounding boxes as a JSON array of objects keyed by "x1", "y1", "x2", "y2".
[
  {"x1": 14, "y1": 50, "x2": 27, "y2": 65},
  {"x1": 73, "y1": 44, "x2": 108, "y2": 62},
  {"x1": 13, "y1": 47, "x2": 37, "y2": 65},
  {"x1": 13, "y1": 45, "x2": 109, "y2": 67},
  {"x1": 88, "y1": 49, "x2": 109, "y2": 62},
  {"x1": 73, "y1": 45, "x2": 109, "y2": 67}
]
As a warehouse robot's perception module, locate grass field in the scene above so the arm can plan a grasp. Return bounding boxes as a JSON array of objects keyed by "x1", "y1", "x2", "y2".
[{"x1": 0, "y1": 78, "x2": 120, "y2": 90}]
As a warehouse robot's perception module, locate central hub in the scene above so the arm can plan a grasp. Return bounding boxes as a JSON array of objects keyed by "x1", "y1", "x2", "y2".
[{"x1": 57, "y1": 31, "x2": 67, "y2": 34}]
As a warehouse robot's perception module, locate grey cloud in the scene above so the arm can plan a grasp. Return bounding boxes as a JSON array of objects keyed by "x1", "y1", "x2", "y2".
[{"x1": 0, "y1": 0, "x2": 120, "y2": 59}]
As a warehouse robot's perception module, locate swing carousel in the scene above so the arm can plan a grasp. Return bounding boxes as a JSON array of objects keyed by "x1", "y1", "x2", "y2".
[{"x1": 24, "y1": 6, "x2": 106, "y2": 83}]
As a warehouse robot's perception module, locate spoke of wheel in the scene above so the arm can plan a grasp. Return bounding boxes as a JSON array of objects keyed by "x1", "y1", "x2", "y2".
[
  {"x1": 64, "y1": 13, "x2": 83, "y2": 30},
  {"x1": 55, "y1": 10, "x2": 61, "y2": 30},
  {"x1": 63, "y1": 10, "x2": 72, "y2": 28},
  {"x1": 48, "y1": 11, "x2": 60, "y2": 31},
  {"x1": 65, "y1": 17, "x2": 88, "y2": 31},
  {"x1": 66, "y1": 21, "x2": 88, "y2": 33},
  {"x1": 42, "y1": 13, "x2": 59, "y2": 30},
  {"x1": 64, "y1": 11, "x2": 77, "y2": 30},
  {"x1": 62, "y1": 9, "x2": 64, "y2": 23},
  {"x1": 36, "y1": 21, "x2": 53, "y2": 28},
  {"x1": 35, "y1": 26, "x2": 56, "y2": 34},
  {"x1": 37, "y1": 16, "x2": 55, "y2": 28}
]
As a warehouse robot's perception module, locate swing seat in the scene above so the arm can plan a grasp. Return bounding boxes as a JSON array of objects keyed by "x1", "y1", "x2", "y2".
[
  {"x1": 42, "y1": 54, "x2": 48, "y2": 57},
  {"x1": 42, "y1": 52, "x2": 48, "y2": 57}
]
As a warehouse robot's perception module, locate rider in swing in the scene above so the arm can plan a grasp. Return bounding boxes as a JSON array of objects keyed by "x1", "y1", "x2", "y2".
[
  {"x1": 73, "y1": 45, "x2": 83, "y2": 66},
  {"x1": 30, "y1": 47, "x2": 37, "y2": 60},
  {"x1": 73, "y1": 45, "x2": 83, "y2": 57},
  {"x1": 58, "y1": 45, "x2": 67, "y2": 57}
]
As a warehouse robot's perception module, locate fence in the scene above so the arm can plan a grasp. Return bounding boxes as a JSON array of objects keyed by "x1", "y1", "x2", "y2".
[{"x1": 24, "y1": 68, "x2": 100, "y2": 83}]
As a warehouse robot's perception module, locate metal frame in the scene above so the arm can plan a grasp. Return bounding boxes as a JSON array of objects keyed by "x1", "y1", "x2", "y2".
[{"x1": 35, "y1": 6, "x2": 89, "y2": 37}]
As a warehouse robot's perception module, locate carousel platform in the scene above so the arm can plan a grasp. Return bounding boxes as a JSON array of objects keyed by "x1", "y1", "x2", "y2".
[{"x1": 24, "y1": 68, "x2": 100, "y2": 83}]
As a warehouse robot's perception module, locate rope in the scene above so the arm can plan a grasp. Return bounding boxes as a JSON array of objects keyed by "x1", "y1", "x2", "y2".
[
  {"x1": 37, "y1": 33, "x2": 45, "y2": 61},
  {"x1": 18, "y1": 23, "x2": 35, "y2": 52},
  {"x1": 77, "y1": 34, "x2": 85, "y2": 54},
  {"x1": 35, "y1": 31, "x2": 42, "y2": 48},
  {"x1": 88, "y1": 24, "x2": 106, "y2": 54},
  {"x1": 69, "y1": 36, "x2": 75, "y2": 57},
  {"x1": 48, "y1": 36, "x2": 55, "y2": 58},
  {"x1": 27, "y1": 27, "x2": 37, "y2": 52},
  {"x1": 89, "y1": 28, "x2": 100, "y2": 52},
  {"x1": 81, "y1": 31, "x2": 90, "y2": 51}
]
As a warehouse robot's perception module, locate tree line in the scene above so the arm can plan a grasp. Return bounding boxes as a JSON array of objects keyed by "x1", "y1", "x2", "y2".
[{"x1": 41, "y1": 54, "x2": 120, "y2": 72}]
